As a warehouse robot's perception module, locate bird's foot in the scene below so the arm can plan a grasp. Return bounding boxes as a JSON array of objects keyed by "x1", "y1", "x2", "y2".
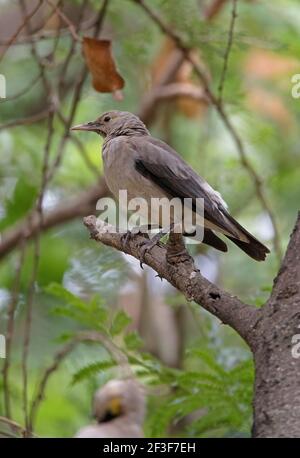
[
  {"x1": 120, "y1": 230, "x2": 134, "y2": 251},
  {"x1": 120, "y1": 228, "x2": 149, "y2": 252},
  {"x1": 138, "y1": 231, "x2": 164, "y2": 269}
]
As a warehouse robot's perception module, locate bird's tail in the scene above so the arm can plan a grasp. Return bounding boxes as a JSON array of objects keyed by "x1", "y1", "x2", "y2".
[
  {"x1": 225, "y1": 234, "x2": 269, "y2": 261},
  {"x1": 185, "y1": 209, "x2": 270, "y2": 261},
  {"x1": 222, "y1": 210, "x2": 270, "y2": 261}
]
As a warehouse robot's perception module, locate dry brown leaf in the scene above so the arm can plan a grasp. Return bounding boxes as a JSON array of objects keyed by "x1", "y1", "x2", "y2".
[{"x1": 82, "y1": 37, "x2": 125, "y2": 97}]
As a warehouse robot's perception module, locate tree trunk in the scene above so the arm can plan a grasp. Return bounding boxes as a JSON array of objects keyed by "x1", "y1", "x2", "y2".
[{"x1": 251, "y1": 213, "x2": 300, "y2": 437}]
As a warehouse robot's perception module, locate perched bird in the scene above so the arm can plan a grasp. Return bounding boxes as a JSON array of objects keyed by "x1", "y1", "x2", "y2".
[
  {"x1": 75, "y1": 379, "x2": 145, "y2": 438},
  {"x1": 71, "y1": 111, "x2": 270, "y2": 261}
]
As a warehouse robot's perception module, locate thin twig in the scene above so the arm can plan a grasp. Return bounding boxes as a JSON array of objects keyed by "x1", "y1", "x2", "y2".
[
  {"x1": 218, "y1": 0, "x2": 238, "y2": 103},
  {"x1": 57, "y1": 0, "x2": 89, "y2": 94},
  {"x1": 0, "y1": 0, "x2": 42, "y2": 63},
  {"x1": 45, "y1": 0, "x2": 82, "y2": 43},
  {"x1": 0, "y1": 15, "x2": 99, "y2": 46},
  {"x1": 2, "y1": 241, "x2": 26, "y2": 420},
  {"x1": 0, "y1": 416, "x2": 29, "y2": 437},
  {"x1": 1, "y1": 71, "x2": 42, "y2": 102},
  {"x1": 0, "y1": 109, "x2": 51, "y2": 131},
  {"x1": 18, "y1": 0, "x2": 56, "y2": 433},
  {"x1": 46, "y1": 0, "x2": 110, "y2": 182},
  {"x1": 21, "y1": 113, "x2": 55, "y2": 433}
]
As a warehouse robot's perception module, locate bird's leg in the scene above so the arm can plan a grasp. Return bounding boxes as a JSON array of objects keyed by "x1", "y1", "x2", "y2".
[
  {"x1": 166, "y1": 226, "x2": 192, "y2": 265},
  {"x1": 120, "y1": 230, "x2": 133, "y2": 251},
  {"x1": 120, "y1": 225, "x2": 150, "y2": 252},
  {"x1": 138, "y1": 227, "x2": 169, "y2": 269}
]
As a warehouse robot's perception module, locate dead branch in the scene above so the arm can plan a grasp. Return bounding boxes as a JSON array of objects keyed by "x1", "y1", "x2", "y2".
[{"x1": 83, "y1": 216, "x2": 259, "y2": 344}]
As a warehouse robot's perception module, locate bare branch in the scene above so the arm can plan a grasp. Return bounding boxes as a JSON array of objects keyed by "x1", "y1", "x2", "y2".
[
  {"x1": 218, "y1": 0, "x2": 238, "y2": 102},
  {"x1": 2, "y1": 241, "x2": 27, "y2": 419},
  {"x1": 139, "y1": 82, "x2": 208, "y2": 124},
  {"x1": 45, "y1": 0, "x2": 82, "y2": 43},
  {"x1": 0, "y1": 415, "x2": 32, "y2": 437},
  {"x1": 83, "y1": 216, "x2": 259, "y2": 344},
  {"x1": 0, "y1": 0, "x2": 42, "y2": 63},
  {"x1": 46, "y1": 0, "x2": 109, "y2": 182},
  {"x1": 0, "y1": 108, "x2": 51, "y2": 132},
  {"x1": 0, "y1": 181, "x2": 109, "y2": 261},
  {"x1": 0, "y1": 14, "x2": 99, "y2": 46},
  {"x1": 2, "y1": 71, "x2": 42, "y2": 102}
]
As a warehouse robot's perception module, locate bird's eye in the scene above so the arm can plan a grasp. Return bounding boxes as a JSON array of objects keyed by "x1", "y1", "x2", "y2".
[{"x1": 104, "y1": 116, "x2": 111, "y2": 122}]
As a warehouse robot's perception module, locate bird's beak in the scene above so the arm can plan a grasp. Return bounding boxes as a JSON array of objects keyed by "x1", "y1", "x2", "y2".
[{"x1": 70, "y1": 121, "x2": 101, "y2": 133}]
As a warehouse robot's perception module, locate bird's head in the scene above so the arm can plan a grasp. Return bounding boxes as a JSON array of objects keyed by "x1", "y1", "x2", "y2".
[
  {"x1": 93, "y1": 379, "x2": 145, "y2": 425},
  {"x1": 71, "y1": 110, "x2": 149, "y2": 139}
]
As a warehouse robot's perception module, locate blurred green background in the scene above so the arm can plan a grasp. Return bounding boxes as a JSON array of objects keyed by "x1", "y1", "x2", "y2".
[{"x1": 0, "y1": 0, "x2": 299, "y2": 438}]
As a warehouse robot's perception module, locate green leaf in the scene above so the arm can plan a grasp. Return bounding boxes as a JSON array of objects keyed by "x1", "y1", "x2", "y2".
[
  {"x1": 71, "y1": 360, "x2": 115, "y2": 385},
  {"x1": 110, "y1": 310, "x2": 132, "y2": 336},
  {"x1": 187, "y1": 349, "x2": 226, "y2": 377},
  {"x1": 0, "y1": 176, "x2": 37, "y2": 231},
  {"x1": 124, "y1": 331, "x2": 143, "y2": 350},
  {"x1": 46, "y1": 283, "x2": 87, "y2": 310}
]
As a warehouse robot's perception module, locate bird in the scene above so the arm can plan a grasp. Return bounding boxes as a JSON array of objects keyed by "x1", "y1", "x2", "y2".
[
  {"x1": 71, "y1": 110, "x2": 270, "y2": 261},
  {"x1": 75, "y1": 379, "x2": 145, "y2": 438}
]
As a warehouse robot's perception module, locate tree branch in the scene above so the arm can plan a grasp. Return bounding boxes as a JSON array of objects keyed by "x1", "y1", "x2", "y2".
[
  {"x1": 0, "y1": 181, "x2": 109, "y2": 261},
  {"x1": 138, "y1": 82, "x2": 208, "y2": 124},
  {"x1": 83, "y1": 216, "x2": 259, "y2": 344}
]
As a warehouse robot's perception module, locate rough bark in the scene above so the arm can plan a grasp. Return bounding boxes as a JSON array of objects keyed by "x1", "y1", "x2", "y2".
[
  {"x1": 83, "y1": 212, "x2": 300, "y2": 438},
  {"x1": 251, "y1": 213, "x2": 300, "y2": 437},
  {"x1": 83, "y1": 216, "x2": 259, "y2": 345}
]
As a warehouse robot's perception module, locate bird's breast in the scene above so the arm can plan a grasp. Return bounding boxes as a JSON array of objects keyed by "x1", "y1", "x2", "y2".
[{"x1": 102, "y1": 138, "x2": 170, "y2": 226}]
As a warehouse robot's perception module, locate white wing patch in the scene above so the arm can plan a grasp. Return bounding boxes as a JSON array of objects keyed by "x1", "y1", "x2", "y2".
[{"x1": 202, "y1": 182, "x2": 228, "y2": 210}]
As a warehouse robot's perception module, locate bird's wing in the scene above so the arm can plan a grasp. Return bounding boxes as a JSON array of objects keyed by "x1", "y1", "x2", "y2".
[{"x1": 129, "y1": 136, "x2": 247, "y2": 241}]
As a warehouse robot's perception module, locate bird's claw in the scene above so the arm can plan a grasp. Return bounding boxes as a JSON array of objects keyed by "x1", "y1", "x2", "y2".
[
  {"x1": 120, "y1": 230, "x2": 133, "y2": 251},
  {"x1": 138, "y1": 232, "x2": 164, "y2": 269}
]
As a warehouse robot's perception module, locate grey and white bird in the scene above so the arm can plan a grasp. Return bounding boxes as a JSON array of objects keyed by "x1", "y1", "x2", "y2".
[
  {"x1": 75, "y1": 379, "x2": 145, "y2": 438},
  {"x1": 71, "y1": 110, "x2": 269, "y2": 261}
]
